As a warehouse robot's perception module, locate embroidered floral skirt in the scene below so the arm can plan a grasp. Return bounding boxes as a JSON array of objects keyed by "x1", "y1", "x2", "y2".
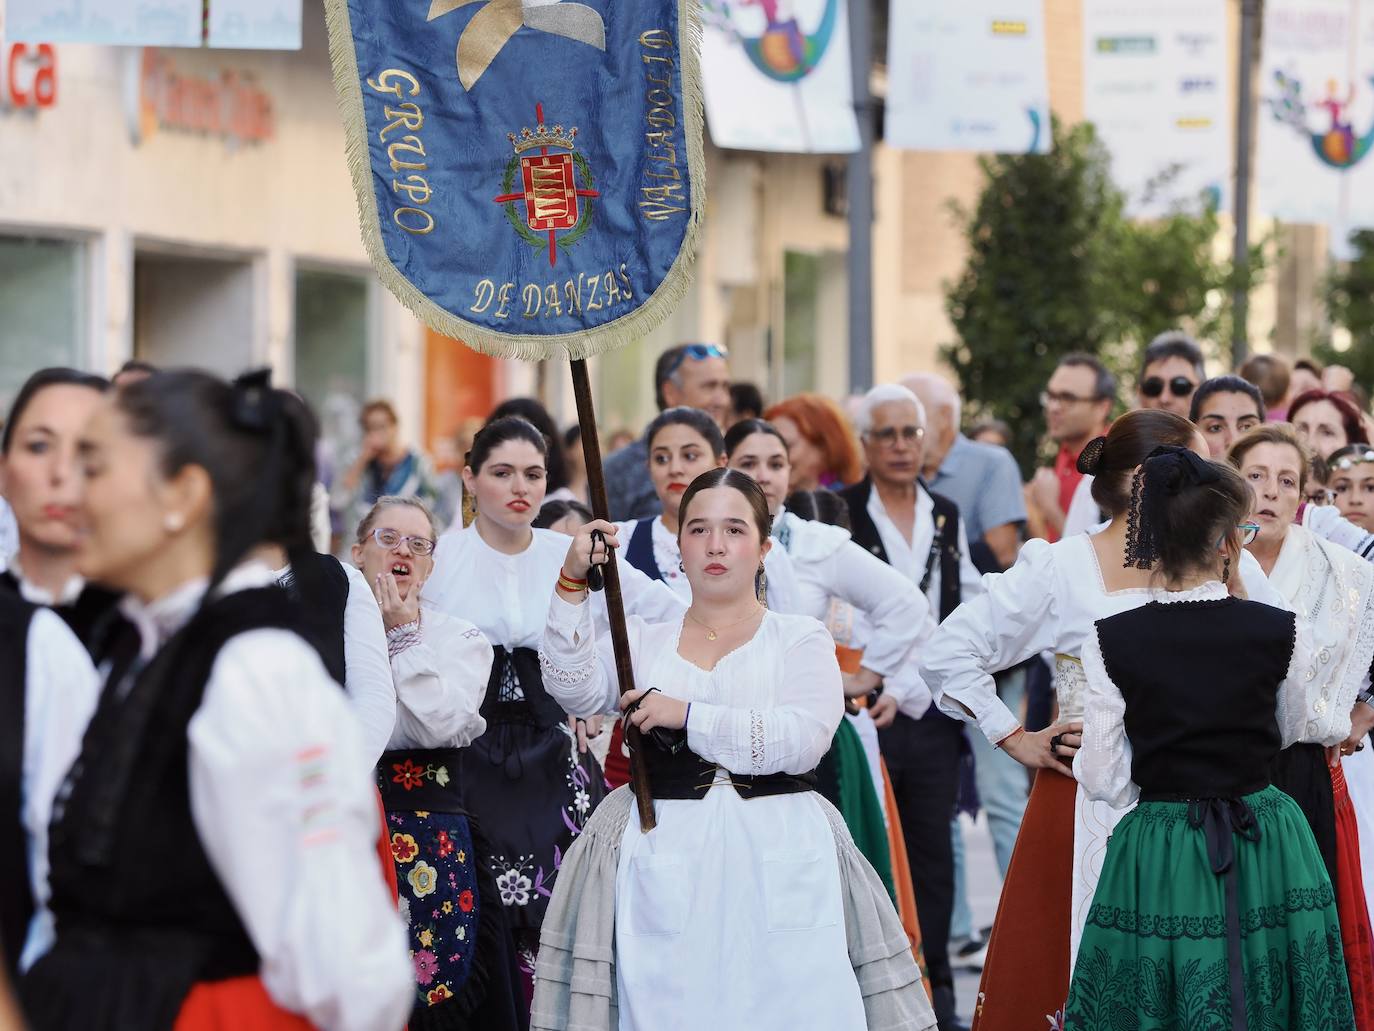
[
  {"x1": 1064, "y1": 786, "x2": 1354, "y2": 1031},
  {"x1": 455, "y1": 719, "x2": 606, "y2": 931},
  {"x1": 380, "y1": 748, "x2": 521, "y2": 1031}
]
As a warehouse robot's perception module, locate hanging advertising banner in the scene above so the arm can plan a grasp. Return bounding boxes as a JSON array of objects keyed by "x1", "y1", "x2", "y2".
[
  {"x1": 1082, "y1": 0, "x2": 1230, "y2": 216},
  {"x1": 324, "y1": 0, "x2": 704, "y2": 359},
  {"x1": 699, "y1": 0, "x2": 859, "y2": 154},
  {"x1": 208, "y1": 0, "x2": 302, "y2": 50},
  {"x1": 885, "y1": 1, "x2": 1050, "y2": 155},
  {"x1": 1258, "y1": 0, "x2": 1374, "y2": 246},
  {"x1": 4, "y1": 0, "x2": 202, "y2": 47}
]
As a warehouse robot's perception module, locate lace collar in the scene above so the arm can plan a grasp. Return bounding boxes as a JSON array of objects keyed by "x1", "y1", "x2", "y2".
[
  {"x1": 118, "y1": 562, "x2": 277, "y2": 661},
  {"x1": 1149, "y1": 581, "x2": 1229, "y2": 605}
]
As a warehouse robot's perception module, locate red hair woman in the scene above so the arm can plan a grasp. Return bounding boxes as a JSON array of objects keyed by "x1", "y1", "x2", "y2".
[{"x1": 764, "y1": 394, "x2": 863, "y2": 494}]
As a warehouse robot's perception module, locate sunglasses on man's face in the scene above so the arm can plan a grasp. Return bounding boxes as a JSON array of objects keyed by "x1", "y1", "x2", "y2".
[{"x1": 1140, "y1": 376, "x2": 1197, "y2": 399}]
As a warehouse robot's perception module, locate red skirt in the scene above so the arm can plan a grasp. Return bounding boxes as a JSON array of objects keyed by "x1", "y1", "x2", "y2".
[
  {"x1": 972, "y1": 769, "x2": 1076, "y2": 1031},
  {"x1": 604, "y1": 721, "x2": 631, "y2": 790},
  {"x1": 174, "y1": 976, "x2": 314, "y2": 1031},
  {"x1": 1333, "y1": 762, "x2": 1374, "y2": 1030}
]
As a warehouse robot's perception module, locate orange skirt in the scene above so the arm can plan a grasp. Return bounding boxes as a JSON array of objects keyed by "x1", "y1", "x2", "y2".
[
  {"x1": 174, "y1": 976, "x2": 314, "y2": 1031},
  {"x1": 881, "y1": 756, "x2": 931, "y2": 999},
  {"x1": 972, "y1": 769, "x2": 1076, "y2": 1031},
  {"x1": 1333, "y1": 762, "x2": 1374, "y2": 1031}
]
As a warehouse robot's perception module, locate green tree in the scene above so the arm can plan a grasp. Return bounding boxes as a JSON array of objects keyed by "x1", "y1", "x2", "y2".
[
  {"x1": 1318, "y1": 229, "x2": 1374, "y2": 389},
  {"x1": 944, "y1": 120, "x2": 1263, "y2": 474}
]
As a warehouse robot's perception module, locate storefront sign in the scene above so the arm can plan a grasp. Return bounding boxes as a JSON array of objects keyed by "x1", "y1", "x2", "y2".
[
  {"x1": 1, "y1": 43, "x2": 58, "y2": 110},
  {"x1": 128, "y1": 48, "x2": 274, "y2": 148}
]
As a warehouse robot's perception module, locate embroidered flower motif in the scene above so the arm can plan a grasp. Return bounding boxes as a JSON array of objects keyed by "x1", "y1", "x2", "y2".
[
  {"x1": 409, "y1": 861, "x2": 439, "y2": 898},
  {"x1": 398, "y1": 895, "x2": 412, "y2": 925},
  {"x1": 436, "y1": 831, "x2": 456, "y2": 858},
  {"x1": 497, "y1": 869, "x2": 532, "y2": 907},
  {"x1": 427, "y1": 984, "x2": 453, "y2": 1006},
  {"x1": 391, "y1": 833, "x2": 419, "y2": 864},
  {"x1": 415, "y1": 810, "x2": 430, "y2": 818},
  {"x1": 435, "y1": 765, "x2": 451, "y2": 787},
  {"x1": 456, "y1": 925, "x2": 467, "y2": 941},
  {"x1": 392, "y1": 759, "x2": 426, "y2": 791},
  {"x1": 418, "y1": 928, "x2": 434, "y2": 947},
  {"x1": 456, "y1": 850, "x2": 466, "y2": 863},
  {"x1": 443, "y1": 901, "x2": 454, "y2": 914},
  {"x1": 573, "y1": 788, "x2": 591, "y2": 815},
  {"x1": 458, "y1": 889, "x2": 475, "y2": 913},
  {"x1": 413, "y1": 949, "x2": 439, "y2": 985}
]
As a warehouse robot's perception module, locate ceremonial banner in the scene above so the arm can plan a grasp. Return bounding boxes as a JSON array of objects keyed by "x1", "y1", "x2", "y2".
[
  {"x1": 4, "y1": 0, "x2": 202, "y2": 46},
  {"x1": 1257, "y1": 0, "x2": 1374, "y2": 243},
  {"x1": 324, "y1": 0, "x2": 704, "y2": 359},
  {"x1": 208, "y1": 0, "x2": 303, "y2": 50},
  {"x1": 885, "y1": 1, "x2": 1050, "y2": 155},
  {"x1": 1083, "y1": 0, "x2": 1230, "y2": 217},
  {"x1": 699, "y1": 0, "x2": 859, "y2": 154}
]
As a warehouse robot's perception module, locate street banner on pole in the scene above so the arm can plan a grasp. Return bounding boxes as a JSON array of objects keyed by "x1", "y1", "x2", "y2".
[
  {"x1": 1083, "y1": 0, "x2": 1230, "y2": 216},
  {"x1": 208, "y1": 0, "x2": 302, "y2": 49},
  {"x1": 699, "y1": 0, "x2": 859, "y2": 154},
  {"x1": 324, "y1": 0, "x2": 704, "y2": 360},
  {"x1": 1257, "y1": 0, "x2": 1374, "y2": 246},
  {"x1": 885, "y1": 1, "x2": 1050, "y2": 155},
  {"x1": 4, "y1": 0, "x2": 203, "y2": 46}
]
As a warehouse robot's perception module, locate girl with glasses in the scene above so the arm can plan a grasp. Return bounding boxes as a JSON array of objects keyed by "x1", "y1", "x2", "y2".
[
  {"x1": 350, "y1": 496, "x2": 523, "y2": 1031},
  {"x1": 1229, "y1": 422, "x2": 1374, "y2": 1025},
  {"x1": 1062, "y1": 450, "x2": 1353, "y2": 1029}
]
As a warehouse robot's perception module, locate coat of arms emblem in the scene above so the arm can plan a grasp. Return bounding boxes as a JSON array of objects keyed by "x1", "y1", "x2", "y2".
[{"x1": 493, "y1": 103, "x2": 599, "y2": 268}]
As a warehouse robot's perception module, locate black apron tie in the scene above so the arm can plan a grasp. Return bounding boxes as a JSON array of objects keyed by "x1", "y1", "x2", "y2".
[{"x1": 1187, "y1": 796, "x2": 1261, "y2": 1031}]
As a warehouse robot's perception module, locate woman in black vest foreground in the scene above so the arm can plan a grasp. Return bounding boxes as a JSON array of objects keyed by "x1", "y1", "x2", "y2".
[
  {"x1": 1065, "y1": 449, "x2": 1353, "y2": 1029},
  {"x1": 20, "y1": 369, "x2": 411, "y2": 1031}
]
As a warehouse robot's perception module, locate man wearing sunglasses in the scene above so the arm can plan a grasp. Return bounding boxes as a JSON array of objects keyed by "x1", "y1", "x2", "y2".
[
  {"x1": 602, "y1": 343, "x2": 731, "y2": 521},
  {"x1": 1135, "y1": 331, "x2": 1204, "y2": 419}
]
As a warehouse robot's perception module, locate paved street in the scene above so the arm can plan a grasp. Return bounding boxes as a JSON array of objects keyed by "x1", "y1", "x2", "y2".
[{"x1": 952, "y1": 813, "x2": 1004, "y2": 1024}]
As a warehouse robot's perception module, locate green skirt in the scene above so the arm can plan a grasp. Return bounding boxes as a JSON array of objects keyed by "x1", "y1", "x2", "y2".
[{"x1": 1064, "y1": 786, "x2": 1354, "y2": 1031}]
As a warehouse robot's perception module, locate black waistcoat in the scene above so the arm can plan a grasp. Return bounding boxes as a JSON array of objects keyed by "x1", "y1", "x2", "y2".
[
  {"x1": 0, "y1": 591, "x2": 35, "y2": 973},
  {"x1": 21, "y1": 586, "x2": 305, "y2": 1031},
  {"x1": 839, "y1": 478, "x2": 964, "y2": 622},
  {"x1": 0, "y1": 570, "x2": 123, "y2": 656},
  {"x1": 279, "y1": 550, "x2": 349, "y2": 685}
]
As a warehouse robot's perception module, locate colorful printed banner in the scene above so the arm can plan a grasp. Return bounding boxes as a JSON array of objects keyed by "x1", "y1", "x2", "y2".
[
  {"x1": 324, "y1": 1, "x2": 703, "y2": 359},
  {"x1": 1083, "y1": 0, "x2": 1230, "y2": 216},
  {"x1": 885, "y1": 1, "x2": 1050, "y2": 155},
  {"x1": 1257, "y1": 0, "x2": 1374, "y2": 244},
  {"x1": 699, "y1": 0, "x2": 859, "y2": 154},
  {"x1": 4, "y1": 0, "x2": 203, "y2": 47}
]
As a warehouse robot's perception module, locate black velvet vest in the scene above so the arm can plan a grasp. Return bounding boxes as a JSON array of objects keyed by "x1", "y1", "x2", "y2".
[
  {"x1": 0, "y1": 591, "x2": 35, "y2": 973},
  {"x1": 21, "y1": 586, "x2": 305, "y2": 1031}
]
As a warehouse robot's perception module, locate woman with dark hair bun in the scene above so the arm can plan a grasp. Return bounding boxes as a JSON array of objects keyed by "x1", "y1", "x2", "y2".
[
  {"x1": 1062, "y1": 449, "x2": 1352, "y2": 1030},
  {"x1": 19, "y1": 368, "x2": 412, "y2": 1031},
  {"x1": 920, "y1": 409, "x2": 1286, "y2": 1031},
  {"x1": 534, "y1": 468, "x2": 934, "y2": 1029},
  {"x1": 0, "y1": 367, "x2": 118, "y2": 644},
  {"x1": 420, "y1": 416, "x2": 683, "y2": 1007}
]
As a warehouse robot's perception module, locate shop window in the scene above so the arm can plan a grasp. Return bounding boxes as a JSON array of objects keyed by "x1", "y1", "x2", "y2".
[{"x1": 0, "y1": 236, "x2": 83, "y2": 411}]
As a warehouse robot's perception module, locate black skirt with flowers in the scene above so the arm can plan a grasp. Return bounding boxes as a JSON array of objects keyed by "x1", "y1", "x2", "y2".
[{"x1": 379, "y1": 748, "x2": 521, "y2": 1031}]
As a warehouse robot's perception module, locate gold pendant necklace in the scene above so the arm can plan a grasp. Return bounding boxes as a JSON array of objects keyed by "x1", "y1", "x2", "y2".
[{"x1": 686, "y1": 605, "x2": 762, "y2": 641}]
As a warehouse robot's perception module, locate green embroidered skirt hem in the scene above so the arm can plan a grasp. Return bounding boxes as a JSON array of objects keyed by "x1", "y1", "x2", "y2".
[{"x1": 1064, "y1": 785, "x2": 1355, "y2": 1031}]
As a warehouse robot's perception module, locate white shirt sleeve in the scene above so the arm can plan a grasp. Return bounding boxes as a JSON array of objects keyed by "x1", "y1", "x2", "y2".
[
  {"x1": 687, "y1": 621, "x2": 842, "y2": 777},
  {"x1": 188, "y1": 629, "x2": 412, "y2": 1031},
  {"x1": 1073, "y1": 627, "x2": 1137, "y2": 808},
  {"x1": 20, "y1": 610, "x2": 101, "y2": 970},
  {"x1": 540, "y1": 593, "x2": 621, "y2": 717},
  {"x1": 1306, "y1": 503, "x2": 1374, "y2": 562},
  {"x1": 922, "y1": 539, "x2": 1059, "y2": 745},
  {"x1": 1278, "y1": 614, "x2": 1316, "y2": 749},
  {"x1": 1062, "y1": 476, "x2": 1100, "y2": 539},
  {"x1": 955, "y1": 520, "x2": 985, "y2": 602},
  {"x1": 818, "y1": 539, "x2": 936, "y2": 679},
  {"x1": 606, "y1": 558, "x2": 688, "y2": 628},
  {"x1": 341, "y1": 563, "x2": 398, "y2": 767},
  {"x1": 388, "y1": 611, "x2": 493, "y2": 750}
]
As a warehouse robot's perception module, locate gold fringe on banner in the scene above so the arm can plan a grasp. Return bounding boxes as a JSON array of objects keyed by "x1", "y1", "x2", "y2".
[{"x1": 322, "y1": 0, "x2": 705, "y2": 363}]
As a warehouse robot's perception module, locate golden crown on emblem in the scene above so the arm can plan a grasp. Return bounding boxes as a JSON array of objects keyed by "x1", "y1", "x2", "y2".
[{"x1": 508, "y1": 123, "x2": 579, "y2": 154}]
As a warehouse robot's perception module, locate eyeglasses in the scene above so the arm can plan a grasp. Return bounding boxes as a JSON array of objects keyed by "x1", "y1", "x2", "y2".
[
  {"x1": 1140, "y1": 376, "x2": 1197, "y2": 399},
  {"x1": 1330, "y1": 448, "x2": 1374, "y2": 471},
  {"x1": 369, "y1": 528, "x2": 435, "y2": 556},
  {"x1": 1306, "y1": 488, "x2": 1336, "y2": 506},
  {"x1": 865, "y1": 425, "x2": 925, "y2": 448},
  {"x1": 1237, "y1": 521, "x2": 1260, "y2": 546},
  {"x1": 663, "y1": 343, "x2": 728, "y2": 380},
  {"x1": 1040, "y1": 390, "x2": 1103, "y2": 408}
]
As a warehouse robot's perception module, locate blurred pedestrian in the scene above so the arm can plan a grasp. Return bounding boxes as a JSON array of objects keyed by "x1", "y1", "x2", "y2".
[
  {"x1": 765, "y1": 393, "x2": 863, "y2": 494},
  {"x1": 1237, "y1": 353, "x2": 1292, "y2": 421},
  {"x1": 1027, "y1": 354, "x2": 1114, "y2": 542},
  {"x1": 728, "y1": 380, "x2": 765, "y2": 424},
  {"x1": 601, "y1": 344, "x2": 730, "y2": 521},
  {"x1": 332, "y1": 400, "x2": 440, "y2": 549},
  {"x1": 1289, "y1": 389, "x2": 1370, "y2": 460},
  {"x1": 1189, "y1": 375, "x2": 1265, "y2": 460},
  {"x1": 1134, "y1": 331, "x2": 1203, "y2": 418}
]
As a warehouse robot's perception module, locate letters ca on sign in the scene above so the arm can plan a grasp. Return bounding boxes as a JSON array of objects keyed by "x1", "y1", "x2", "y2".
[{"x1": 1, "y1": 43, "x2": 58, "y2": 111}]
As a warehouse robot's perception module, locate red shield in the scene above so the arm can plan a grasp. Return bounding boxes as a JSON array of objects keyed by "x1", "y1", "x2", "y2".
[{"x1": 519, "y1": 152, "x2": 579, "y2": 232}]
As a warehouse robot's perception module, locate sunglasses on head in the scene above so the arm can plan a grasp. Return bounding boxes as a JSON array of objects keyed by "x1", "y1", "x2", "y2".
[
  {"x1": 664, "y1": 344, "x2": 728, "y2": 379},
  {"x1": 1140, "y1": 376, "x2": 1196, "y2": 399}
]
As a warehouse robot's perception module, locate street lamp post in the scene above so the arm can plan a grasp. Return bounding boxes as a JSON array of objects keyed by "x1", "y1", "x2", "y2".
[
  {"x1": 1232, "y1": 0, "x2": 1260, "y2": 366},
  {"x1": 847, "y1": 0, "x2": 875, "y2": 394}
]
